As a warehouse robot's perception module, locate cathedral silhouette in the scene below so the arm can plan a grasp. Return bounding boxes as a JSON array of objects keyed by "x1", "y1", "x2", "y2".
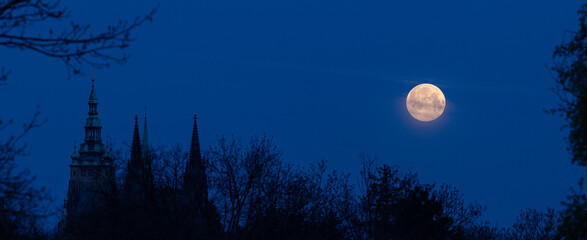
[{"x1": 59, "y1": 77, "x2": 209, "y2": 235}]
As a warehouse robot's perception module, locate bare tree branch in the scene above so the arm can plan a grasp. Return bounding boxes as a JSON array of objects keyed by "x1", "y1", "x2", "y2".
[
  {"x1": 0, "y1": 107, "x2": 53, "y2": 239},
  {"x1": 0, "y1": 0, "x2": 157, "y2": 83}
]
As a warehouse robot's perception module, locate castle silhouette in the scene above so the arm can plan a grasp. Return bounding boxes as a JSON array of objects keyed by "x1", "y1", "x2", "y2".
[{"x1": 59, "y1": 77, "x2": 208, "y2": 234}]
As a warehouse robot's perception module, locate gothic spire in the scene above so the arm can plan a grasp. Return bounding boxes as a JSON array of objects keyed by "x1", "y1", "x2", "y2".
[
  {"x1": 184, "y1": 114, "x2": 207, "y2": 204},
  {"x1": 125, "y1": 115, "x2": 143, "y2": 195},
  {"x1": 130, "y1": 115, "x2": 142, "y2": 168},
  {"x1": 126, "y1": 115, "x2": 153, "y2": 200},
  {"x1": 189, "y1": 114, "x2": 201, "y2": 167},
  {"x1": 141, "y1": 109, "x2": 153, "y2": 187}
]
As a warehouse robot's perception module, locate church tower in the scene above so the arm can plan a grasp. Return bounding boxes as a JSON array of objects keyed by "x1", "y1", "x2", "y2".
[
  {"x1": 142, "y1": 111, "x2": 153, "y2": 192},
  {"x1": 124, "y1": 114, "x2": 154, "y2": 200},
  {"x1": 183, "y1": 114, "x2": 208, "y2": 207},
  {"x1": 66, "y1": 76, "x2": 114, "y2": 218}
]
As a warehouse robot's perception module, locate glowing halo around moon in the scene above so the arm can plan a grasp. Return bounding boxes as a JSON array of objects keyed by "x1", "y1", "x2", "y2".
[{"x1": 406, "y1": 83, "x2": 446, "y2": 122}]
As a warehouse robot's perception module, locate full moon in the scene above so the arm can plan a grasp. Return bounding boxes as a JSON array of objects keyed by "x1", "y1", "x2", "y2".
[{"x1": 406, "y1": 83, "x2": 446, "y2": 122}]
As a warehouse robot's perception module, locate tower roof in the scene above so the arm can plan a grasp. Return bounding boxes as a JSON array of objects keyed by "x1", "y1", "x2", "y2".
[
  {"x1": 189, "y1": 114, "x2": 201, "y2": 164},
  {"x1": 131, "y1": 115, "x2": 142, "y2": 167},
  {"x1": 184, "y1": 114, "x2": 207, "y2": 204},
  {"x1": 88, "y1": 84, "x2": 97, "y2": 103},
  {"x1": 89, "y1": 72, "x2": 97, "y2": 104},
  {"x1": 125, "y1": 115, "x2": 153, "y2": 198},
  {"x1": 78, "y1": 74, "x2": 105, "y2": 156}
]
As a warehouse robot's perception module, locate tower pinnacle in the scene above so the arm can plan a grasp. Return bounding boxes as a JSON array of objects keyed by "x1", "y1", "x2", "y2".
[
  {"x1": 80, "y1": 75, "x2": 104, "y2": 153},
  {"x1": 190, "y1": 114, "x2": 201, "y2": 162},
  {"x1": 70, "y1": 139, "x2": 79, "y2": 160},
  {"x1": 184, "y1": 113, "x2": 207, "y2": 205},
  {"x1": 129, "y1": 115, "x2": 142, "y2": 171}
]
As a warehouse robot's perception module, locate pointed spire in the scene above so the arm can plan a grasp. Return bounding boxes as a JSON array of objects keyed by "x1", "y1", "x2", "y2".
[
  {"x1": 185, "y1": 113, "x2": 207, "y2": 205},
  {"x1": 89, "y1": 71, "x2": 97, "y2": 104},
  {"x1": 141, "y1": 110, "x2": 154, "y2": 199},
  {"x1": 130, "y1": 115, "x2": 142, "y2": 167},
  {"x1": 126, "y1": 115, "x2": 153, "y2": 200},
  {"x1": 189, "y1": 114, "x2": 201, "y2": 165},
  {"x1": 81, "y1": 74, "x2": 104, "y2": 153}
]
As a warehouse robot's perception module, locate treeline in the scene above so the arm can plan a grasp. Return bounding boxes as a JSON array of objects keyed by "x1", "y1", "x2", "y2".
[
  {"x1": 0, "y1": 135, "x2": 562, "y2": 240},
  {"x1": 61, "y1": 135, "x2": 558, "y2": 240}
]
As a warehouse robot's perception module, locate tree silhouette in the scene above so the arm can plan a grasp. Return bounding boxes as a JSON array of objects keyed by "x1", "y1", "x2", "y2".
[
  {"x1": 463, "y1": 223, "x2": 505, "y2": 240},
  {"x1": 507, "y1": 208, "x2": 558, "y2": 240},
  {"x1": 557, "y1": 183, "x2": 587, "y2": 239},
  {"x1": 551, "y1": 3, "x2": 587, "y2": 166},
  {"x1": 551, "y1": 3, "x2": 587, "y2": 238},
  {"x1": 357, "y1": 164, "x2": 484, "y2": 240},
  {"x1": 0, "y1": 108, "x2": 52, "y2": 240},
  {"x1": 242, "y1": 160, "x2": 353, "y2": 240},
  {"x1": 206, "y1": 136, "x2": 357, "y2": 240},
  {"x1": 55, "y1": 133, "x2": 568, "y2": 240},
  {"x1": 206, "y1": 135, "x2": 284, "y2": 238},
  {"x1": 0, "y1": 0, "x2": 157, "y2": 83}
]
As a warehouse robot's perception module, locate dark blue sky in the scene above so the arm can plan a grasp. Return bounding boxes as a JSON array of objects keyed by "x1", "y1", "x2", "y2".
[{"x1": 1, "y1": 0, "x2": 584, "y2": 227}]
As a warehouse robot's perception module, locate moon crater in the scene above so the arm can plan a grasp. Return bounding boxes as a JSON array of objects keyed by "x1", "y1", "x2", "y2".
[{"x1": 406, "y1": 83, "x2": 446, "y2": 122}]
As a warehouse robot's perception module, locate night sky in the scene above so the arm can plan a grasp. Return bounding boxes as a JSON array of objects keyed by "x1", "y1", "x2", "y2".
[{"x1": 1, "y1": 0, "x2": 585, "y2": 227}]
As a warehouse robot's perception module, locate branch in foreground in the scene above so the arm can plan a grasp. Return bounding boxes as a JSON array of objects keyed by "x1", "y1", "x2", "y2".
[{"x1": 0, "y1": 1, "x2": 158, "y2": 80}]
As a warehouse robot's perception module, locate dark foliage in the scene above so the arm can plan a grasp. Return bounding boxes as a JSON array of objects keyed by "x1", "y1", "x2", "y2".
[
  {"x1": 551, "y1": 3, "x2": 587, "y2": 167},
  {"x1": 557, "y1": 181, "x2": 587, "y2": 239},
  {"x1": 551, "y1": 3, "x2": 587, "y2": 239},
  {"x1": 0, "y1": 129, "x2": 559, "y2": 240},
  {"x1": 356, "y1": 164, "x2": 481, "y2": 240},
  {"x1": 507, "y1": 208, "x2": 558, "y2": 240}
]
